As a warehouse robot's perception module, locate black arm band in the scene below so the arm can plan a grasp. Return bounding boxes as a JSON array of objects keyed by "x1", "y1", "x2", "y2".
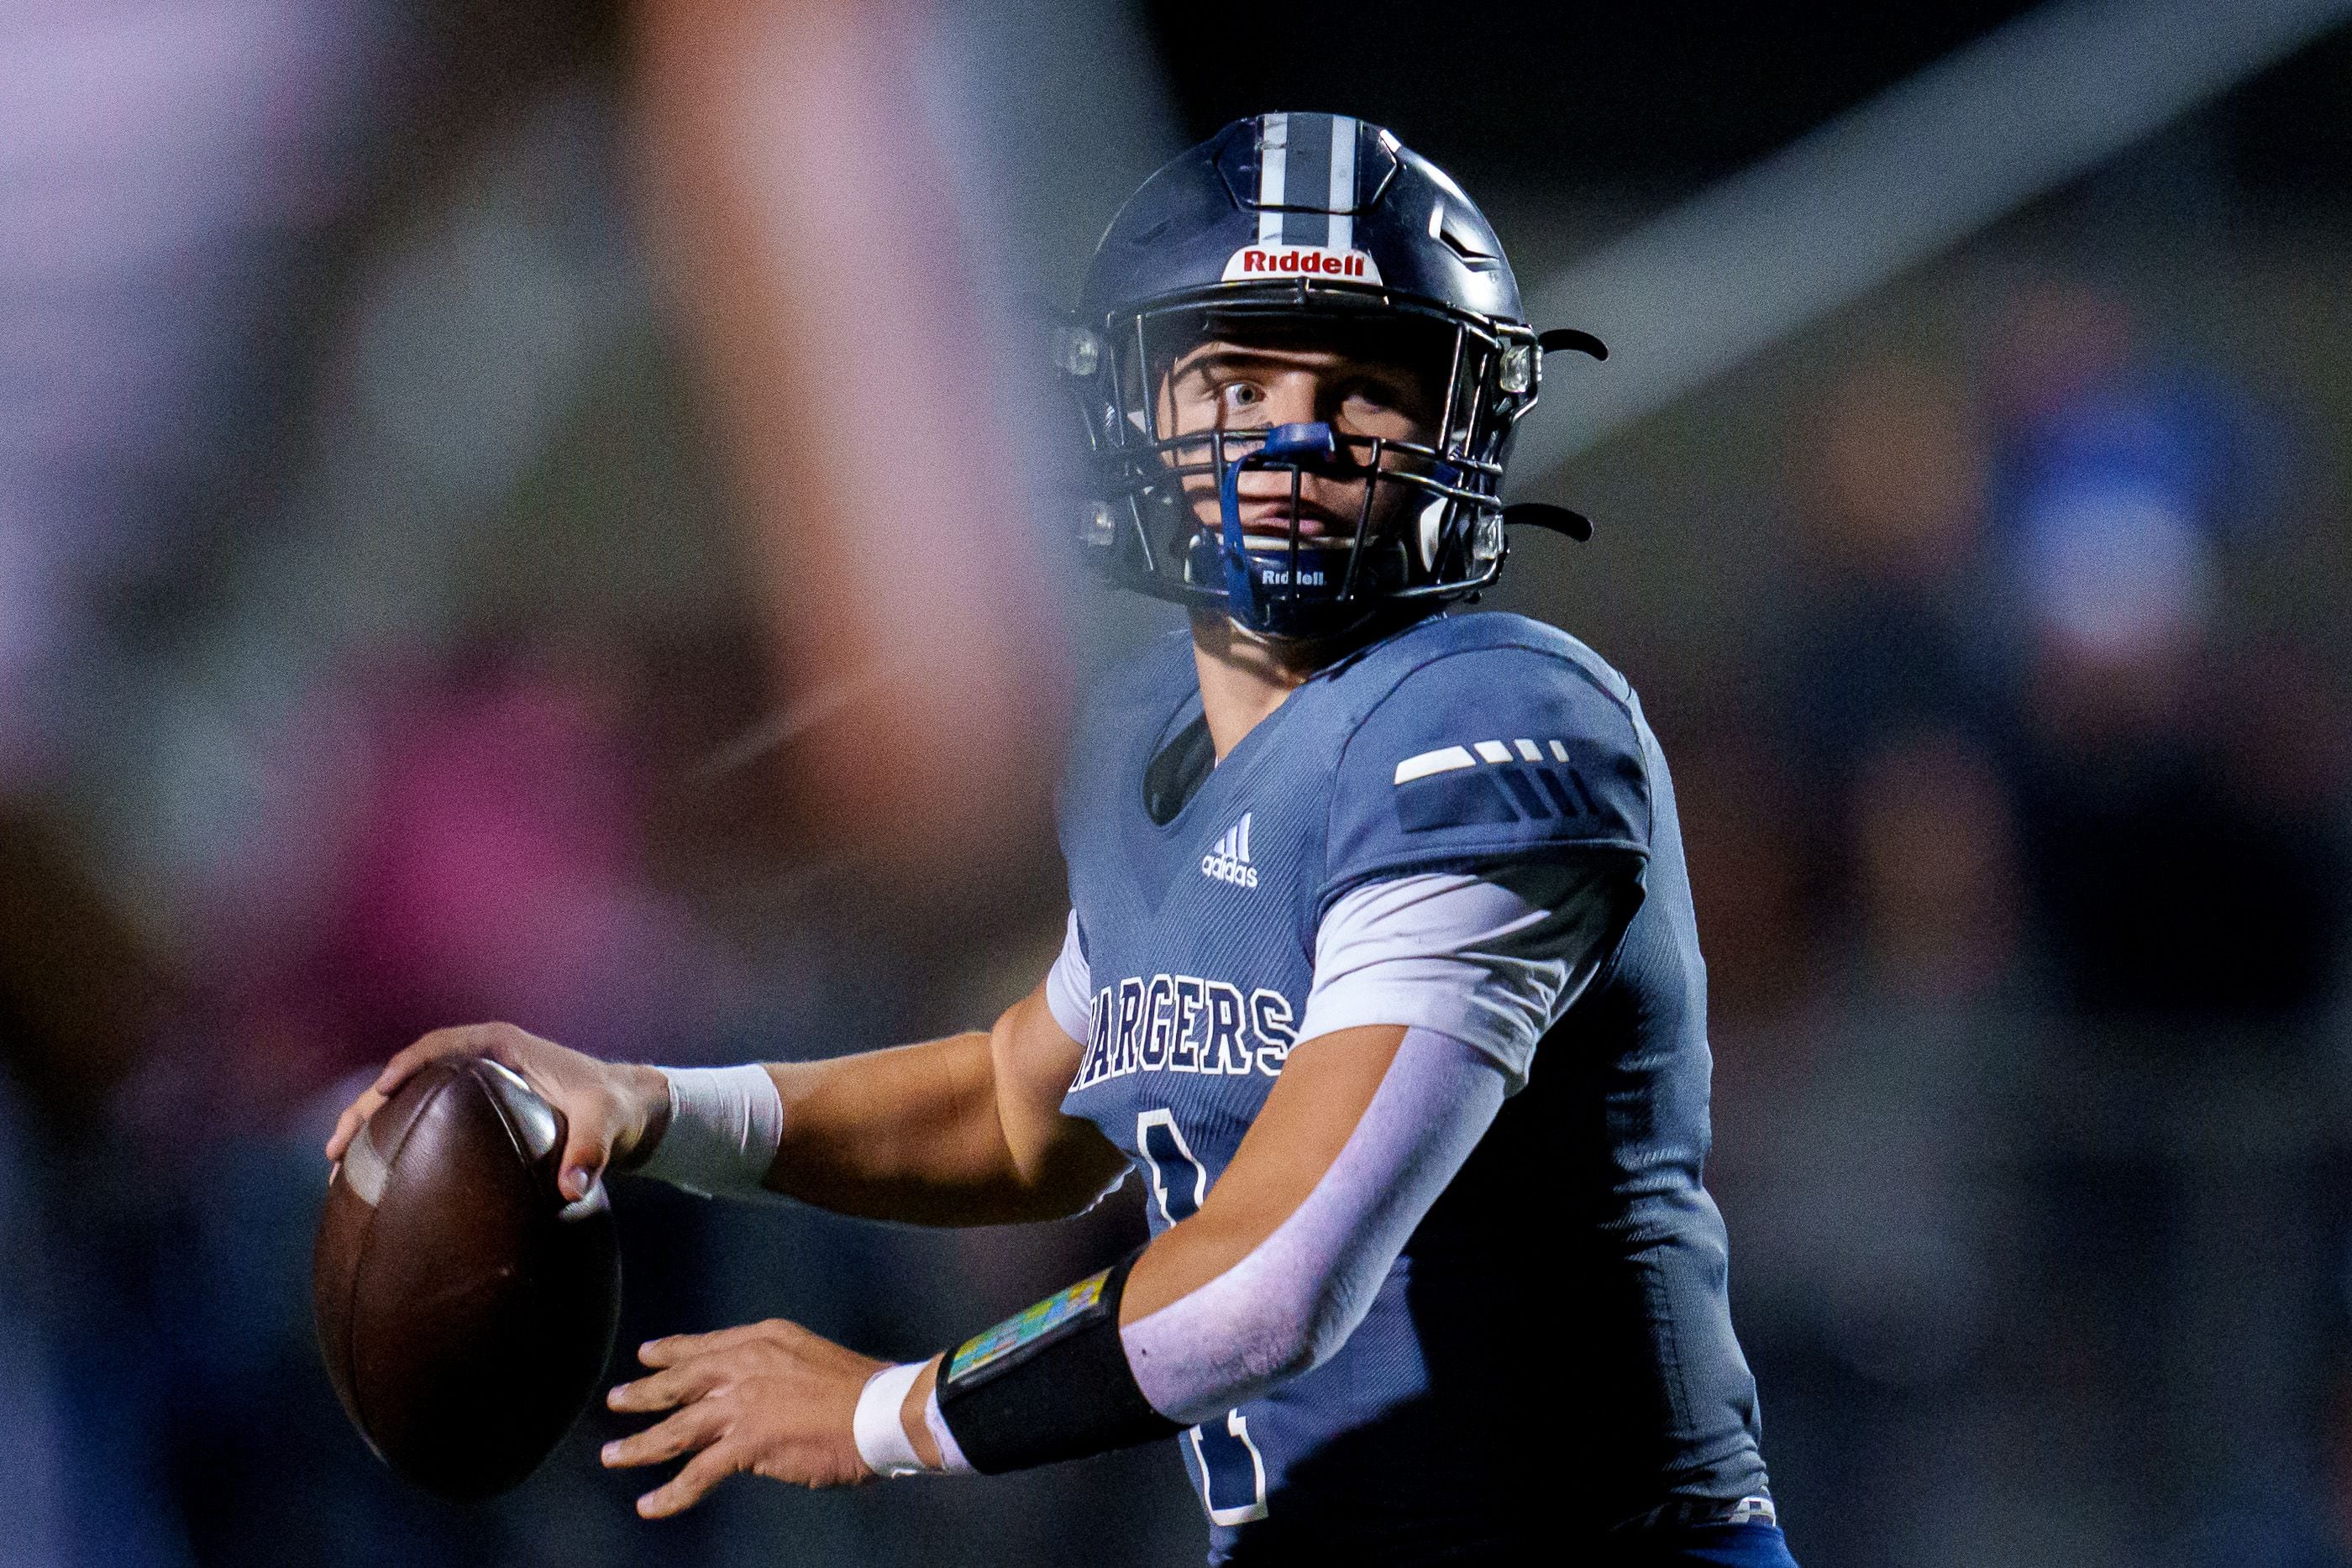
[{"x1": 934, "y1": 1248, "x2": 1181, "y2": 1473}]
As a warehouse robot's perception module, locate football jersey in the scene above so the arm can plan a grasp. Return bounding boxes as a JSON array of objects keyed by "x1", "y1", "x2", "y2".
[{"x1": 1057, "y1": 611, "x2": 1769, "y2": 1562}]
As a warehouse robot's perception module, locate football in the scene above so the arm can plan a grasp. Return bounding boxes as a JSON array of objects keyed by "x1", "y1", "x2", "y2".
[{"x1": 313, "y1": 1058, "x2": 623, "y2": 1501}]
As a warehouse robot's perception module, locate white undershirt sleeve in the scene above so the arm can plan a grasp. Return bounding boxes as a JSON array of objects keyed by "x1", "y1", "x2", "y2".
[
  {"x1": 1108, "y1": 862, "x2": 1641, "y2": 1424},
  {"x1": 1119, "y1": 1025, "x2": 1507, "y2": 1424},
  {"x1": 1042, "y1": 908, "x2": 1093, "y2": 1044},
  {"x1": 1296, "y1": 857, "x2": 1642, "y2": 1093}
]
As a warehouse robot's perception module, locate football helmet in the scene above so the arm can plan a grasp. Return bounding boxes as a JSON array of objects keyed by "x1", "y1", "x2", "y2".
[{"x1": 1064, "y1": 112, "x2": 1599, "y2": 639}]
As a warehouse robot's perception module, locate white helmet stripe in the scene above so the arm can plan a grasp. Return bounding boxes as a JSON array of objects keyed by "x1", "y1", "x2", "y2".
[
  {"x1": 1326, "y1": 117, "x2": 1357, "y2": 253},
  {"x1": 1256, "y1": 112, "x2": 1289, "y2": 244}
]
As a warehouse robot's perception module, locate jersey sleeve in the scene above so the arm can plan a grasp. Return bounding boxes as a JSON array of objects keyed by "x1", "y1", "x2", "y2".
[
  {"x1": 1296, "y1": 864, "x2": 1643, "y2": 1093},
  {"x1": 1319, "y1": 645, "x2": 1653, "y2": 915}
]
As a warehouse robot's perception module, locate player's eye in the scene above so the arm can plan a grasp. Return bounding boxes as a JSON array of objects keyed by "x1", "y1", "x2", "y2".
[
  {"x1": 1347, "y1": 376, "x2": 1415, "y2": 412},
  {"x1": 1218, "y1": 381, "x2": 1266, "y2": 417},
  {"x1": 1336, "y1": 377, "x2": 1429, "y2": 435}
]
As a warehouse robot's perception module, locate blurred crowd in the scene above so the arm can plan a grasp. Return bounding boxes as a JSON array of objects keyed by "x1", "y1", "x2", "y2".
[
  {"x1": 0, "y1": 2, "x2": 1179, "y2": 1564},
  {"x1": 1639, "y1": 286, "x2": 2352, "y2": 1567},
  {"x1": 1, "y1": 5, "x2": 2348, "y2": 1568}
]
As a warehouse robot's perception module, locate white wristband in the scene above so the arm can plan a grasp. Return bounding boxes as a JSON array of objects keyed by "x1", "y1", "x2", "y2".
[
  {"x1": 853, "y1": 1361, "x2": 930, "y2": 1478},
  {"x1": 634, "y1": 1065, "x2": 784, "y2": 1198}
]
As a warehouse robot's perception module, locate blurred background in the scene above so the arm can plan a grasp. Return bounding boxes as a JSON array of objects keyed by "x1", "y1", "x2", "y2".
[{"x1": 2, "y1": 2, "x2": 2348, "y2": 1564}]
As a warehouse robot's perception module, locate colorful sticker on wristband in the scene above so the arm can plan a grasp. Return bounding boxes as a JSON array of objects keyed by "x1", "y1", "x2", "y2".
[{"x1": 946, "y1": 1266, "x2": 1113, "y2": 1387}]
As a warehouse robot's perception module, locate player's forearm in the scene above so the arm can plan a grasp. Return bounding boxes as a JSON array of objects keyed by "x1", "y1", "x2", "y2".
[
  {"x1": 634, "y1": 986, "x2": 1110, "y2": 1225},
  {"x1": 860, "y1": 1025, "x2": 1509, "y2": 1481},
  {"x1": 760, "y1": 1034, "x2": 1072, "y2": 1225}
]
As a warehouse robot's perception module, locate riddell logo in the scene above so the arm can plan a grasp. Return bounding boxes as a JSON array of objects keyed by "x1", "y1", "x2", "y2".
[
  {"x1": 1221, "y1": 245, "x2": 1383, "y2": 285},
  {"x1": 1201, "y1": 813, "x2": 1260, "y2": 889}
]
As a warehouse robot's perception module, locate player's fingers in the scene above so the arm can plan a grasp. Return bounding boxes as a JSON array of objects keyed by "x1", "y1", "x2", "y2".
[
  {"x1": 335, "y1": 1024, "x2": 522, "y2": 1163},
  {"x1": 638, "y1": 1324, "x2": 755, "y2": 1367},
  {"x1": 634, "y1": 1443, "x2": 739, "y2": 1519},
  {"x1": 364, "y1": 1026, "x2": 480, "y2": 1103},
  {"x1": 324, "y1": 1097, "x2": 379, "y2": 1162},
  {"x1": 601, "y1": 1402, "x2": 725, "y2": 1471},
  {"x1": 339, "y1": 1023, "x2": 556, "y2": 1165},
  {"x1": 606, "y1": 1360, "x2": 722, "y2": 1414},
  {"x1": 370, "y1": 1032, "x2": 455, "y2": 1091},
  {"x1": 328, "y1": 1028, "x2": 482, "y2": 1159}
]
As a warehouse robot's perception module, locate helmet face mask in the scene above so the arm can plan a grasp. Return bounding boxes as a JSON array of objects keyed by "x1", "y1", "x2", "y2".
[{"x1": 1069, "y1": 114, "x2": 1546, "y2": 642}]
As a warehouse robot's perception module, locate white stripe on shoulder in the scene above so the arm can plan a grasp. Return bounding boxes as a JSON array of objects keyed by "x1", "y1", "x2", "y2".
[{"x1": 1394, "y1": 745, "x2": 1477, "y2": 784}]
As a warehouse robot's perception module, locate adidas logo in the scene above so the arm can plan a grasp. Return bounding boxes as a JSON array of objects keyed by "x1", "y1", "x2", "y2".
[{"x1": 1200, "y1": 812, "x2": 1259, "y2": 889}]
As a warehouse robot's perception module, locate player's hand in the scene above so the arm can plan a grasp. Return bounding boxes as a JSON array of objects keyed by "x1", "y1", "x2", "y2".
[
  {"x1": 324, "y1": 1021, "x2": 668, "y2": 1203},
  {"x1": 601, "y1": 1320, "x2": 882, "y2": 1512}
]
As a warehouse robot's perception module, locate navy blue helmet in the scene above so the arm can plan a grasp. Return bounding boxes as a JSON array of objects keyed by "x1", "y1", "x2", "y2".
[{"x1": 1063, "y1": 112, "x2": 1599, "y2": 639}]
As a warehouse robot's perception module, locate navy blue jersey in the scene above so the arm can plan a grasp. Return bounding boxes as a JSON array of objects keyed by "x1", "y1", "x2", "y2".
[{"x1": 1058, "y1": 611, "x2": 1767, "y2": 1561}]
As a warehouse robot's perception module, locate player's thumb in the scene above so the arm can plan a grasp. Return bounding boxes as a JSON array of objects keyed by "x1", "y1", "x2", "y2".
[{"x1": 559, "y1": 1120, "x2": 610, "y2": 1205}]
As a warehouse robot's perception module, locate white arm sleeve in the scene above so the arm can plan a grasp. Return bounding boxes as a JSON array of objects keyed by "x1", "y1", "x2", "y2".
[
  {"x1": 1042, "y1": 908, "x2": 1092, "y2": 1043},
  {"x1": 1117, "y1": 1026, "x2": 1505, "y2": 1424},
  {"x1": 1296, "y1": 859, "x2": 1640, "y2": 1093},
  {"x1": 1113, "y1": 861, "x2": 1636, "y2": 1422}
]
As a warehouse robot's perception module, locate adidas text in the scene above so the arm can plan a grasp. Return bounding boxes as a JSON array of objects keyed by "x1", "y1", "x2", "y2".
[
  {"x1": 1201, "y1": 853, "x2": 1259, "y2": 888},
  {"x1": 1202, "y1": 813, "x2": 1259, "y2": 888}
]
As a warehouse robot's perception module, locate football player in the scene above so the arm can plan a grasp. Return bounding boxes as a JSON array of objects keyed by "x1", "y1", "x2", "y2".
[{"x1": 329, "y1": 113, "x2": 1798, "y2": 1565}]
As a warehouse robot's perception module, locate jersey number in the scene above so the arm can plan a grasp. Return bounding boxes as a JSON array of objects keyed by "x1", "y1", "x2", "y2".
[{"x1": 1136, "y1": 1109, "x2": 1271, "y2": 1526}]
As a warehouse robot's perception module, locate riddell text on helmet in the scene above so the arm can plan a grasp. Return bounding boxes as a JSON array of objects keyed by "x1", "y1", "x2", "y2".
[{"x1": 1220, "y1": 244, "x2": 1384, "y2": 285}]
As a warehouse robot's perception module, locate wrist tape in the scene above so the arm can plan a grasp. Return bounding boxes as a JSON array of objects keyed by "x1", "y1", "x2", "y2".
[
  {"x1": 933, "y1": 1250, "x2": 1179, "y2": 1473},
  {"x1": 853, "y1": 1361, "x2": 928, "y2": 1477},
  {"x1": 851, "y1": 1364, "x2": 974, "y2": 1478},
  {"x1": 634, "y1": 1065, "x2": 783, "y2": 1198}
]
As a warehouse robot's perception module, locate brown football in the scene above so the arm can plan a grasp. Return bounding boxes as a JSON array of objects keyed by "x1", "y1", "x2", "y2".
[{"x1": 313, "y1": 1058, "x2": 622, "y2": 1501}]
